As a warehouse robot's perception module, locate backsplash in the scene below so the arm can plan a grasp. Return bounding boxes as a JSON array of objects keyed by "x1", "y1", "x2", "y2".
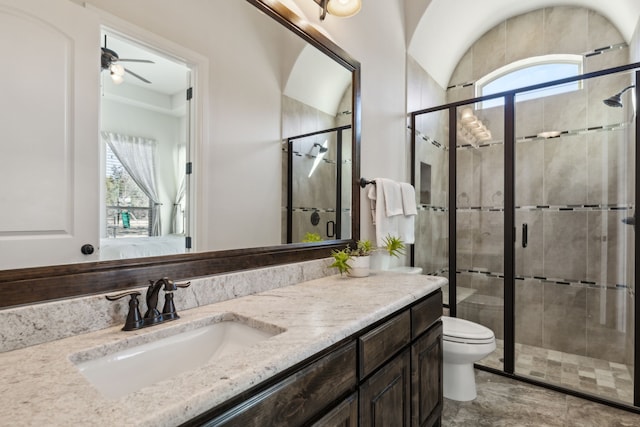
[{"x1": 0, "y1": 258, "x2": 333, "y2": 353}]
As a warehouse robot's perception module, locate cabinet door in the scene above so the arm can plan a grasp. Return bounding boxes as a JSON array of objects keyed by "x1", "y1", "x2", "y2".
[
  {"x1": 311, "y1": 392, "x2": 358, "y2": 427},
  {"x1": 0, "y1": 0, "x2": 100, "y2": 269},
  {"x1": 205, "y1": 342, "x2": 357, "y2": 426},
  {"x1": 411, "y1": 321, "x2": 443, "y2": 427},
  {"x1": 359, "y1": 349, "x2": 410, "y2": 427}
]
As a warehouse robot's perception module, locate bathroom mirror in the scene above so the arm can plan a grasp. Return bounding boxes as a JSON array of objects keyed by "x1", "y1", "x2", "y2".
[{"x1": 0, "y1": 0, "x2": 361, "y2": 308}]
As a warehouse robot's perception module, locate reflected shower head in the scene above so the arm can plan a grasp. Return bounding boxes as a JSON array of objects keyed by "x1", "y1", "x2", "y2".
[
  {"x1": 603, "y1": 85, "x2": 635, "y2": 108},
  {"x1": 308, "y1": 141, "x2": 328, "y2": 178},
  {"x1": 313, "y1": 142, "x2": 328, "y2": 153}
]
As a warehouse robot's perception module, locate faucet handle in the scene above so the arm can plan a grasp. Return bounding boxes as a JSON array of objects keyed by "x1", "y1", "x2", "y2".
[
  {"x1": 105, "y1": 291, "x2": 144, "y2": 331},
  {"x1": 175, "y1": 280, "x2": 191, "y2": 289},
  {"x1": 161, "y1": 281, "x2": 191, "y2": 320},
  {"x1": 161, "y1": 278, "x2": 191, "y2": 291},
  {"x1": 105, "y1": 290, "x2": 141, "y2": 301}
]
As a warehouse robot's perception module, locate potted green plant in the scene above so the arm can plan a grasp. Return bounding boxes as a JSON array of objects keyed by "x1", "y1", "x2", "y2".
[
  {"x1": 382, "y1": 235, "x2": 405, "y2": 258},
  {"x1": 302, "y1": 232, "x2": 323, "y2": 243},
  {"x1": 330, "y1": 239, "x2": 373, "y2": 277},
  {"x1": 330, "y1": 247, "x2": 352, "y2": 276},
  {"x1": 349, "y1": 239, "x2": 373, "y2": 277},
  {"x1": 378, "y1": 235, "x2": 405, "y2": 270}
]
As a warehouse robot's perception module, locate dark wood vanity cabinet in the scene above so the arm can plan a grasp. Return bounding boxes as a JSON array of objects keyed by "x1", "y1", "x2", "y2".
[
  {"x1": 359, "y1": 348, "x2": 411, "y2": 425},
  {"x1": 202, "y1": 342, "x2": 357, "y2": 427},
  {"x1": 358, "y1": 292, "x2": 443, "y2": 427},
  {"x1": 311, "y1": 392, "x2": 359, "y2": 427},
  {"x1": 187, "y1": 289, "x2": 442, "y2": 427},
  {"x1": 411, "y1": 295, "x2": 444, "y2": 427},
  {"x1": 411, "y1": 321, "x2": 443, "y2": 427}
]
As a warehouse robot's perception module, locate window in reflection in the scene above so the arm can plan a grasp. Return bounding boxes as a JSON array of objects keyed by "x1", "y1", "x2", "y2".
[{"x1": 105, "y1": 143, "x2": 151, "y2": 238}]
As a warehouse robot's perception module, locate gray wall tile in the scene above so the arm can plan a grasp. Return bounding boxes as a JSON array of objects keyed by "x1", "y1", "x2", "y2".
[
  {"x1": 543, "y1": 211, "x2": 588, "y2": 281},
  {"x1": 543, "y1": 283, "x2": 587, "y2": 355},
  {"x1": 586, "y1": 287, "x2": 632, "y2": 364},
  {"x1": 515, "y1": 278, "x2": 544, "y2": 347}
]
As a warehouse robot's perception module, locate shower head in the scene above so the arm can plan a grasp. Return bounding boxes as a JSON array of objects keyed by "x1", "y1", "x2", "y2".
[
  {"x1": 603, "y1": 85, "x2": 635, "y2": 108},
  {"x1": 313, "y1": 142, "x2": 328, "y2": 153},
  {"x1": 603, "y1": 94, "x2": 624, "y2": 108},
  {"x1": 308, "y1": 141, "x2": 328, "y2": 177}
]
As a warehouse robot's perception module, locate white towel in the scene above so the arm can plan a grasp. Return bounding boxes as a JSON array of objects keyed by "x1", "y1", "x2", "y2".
[
  {"x1": 399, "y1": 182, "x2": 417, "y2": 244},
  {"x1": 367, "y1": 178, "x2": 416, "y2": 247},
  {"x1": 380, "y1": 179, "x2": 403, "y2": 217},
  {"x1": 368, "y1": 178, "x2": 401, "y2": 247},
  {"x1": 400, "y1": 183, "x2": 417, "y2": 216}
]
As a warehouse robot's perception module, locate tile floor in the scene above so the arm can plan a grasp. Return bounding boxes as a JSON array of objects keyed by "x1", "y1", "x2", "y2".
[
  {"x1": 443, "y1": 370, "x2": 640, "y2": 426},
  {"x1": 479, "y1": 339, "x2": 635, "y2": 404}
]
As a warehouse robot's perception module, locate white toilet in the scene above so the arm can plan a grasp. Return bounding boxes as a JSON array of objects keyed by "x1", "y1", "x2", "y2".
[{"x1": 442, "y1": 316, "x2": 496, "y2": 401}]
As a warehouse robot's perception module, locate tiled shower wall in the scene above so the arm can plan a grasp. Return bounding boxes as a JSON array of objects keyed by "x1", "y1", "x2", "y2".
[
  {"x1": 408, "y1": 56, "x2": 449, "y2": 277},
  {"x1": 281, "y1": 91, "x2": 352, "y2": 243},
  {"x1": 413, "y1": 6, "x2": 637, "y2": 365}
]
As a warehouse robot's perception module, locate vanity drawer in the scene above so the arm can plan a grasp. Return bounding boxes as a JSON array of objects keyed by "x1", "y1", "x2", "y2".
[
  {"x1": 206, "y1": 341, "x2": 357, "y2": 426},
  {"x1": 412, "y1": 289, "x2": 442, "y2": 339},
  {"x1": 359, "y1": 310, "x2": 411, "y2": 378}
]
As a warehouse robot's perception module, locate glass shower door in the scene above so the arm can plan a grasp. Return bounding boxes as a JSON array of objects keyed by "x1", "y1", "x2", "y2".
[
  {"x1": 454, "y1": 102, "x2": 505, "y2": 372},
  {"x1": 413, "y1": 109, "x2": 450, "y2": 305},
  {"x1": 513, "y1": 71, "x2": 636, "y2": 404}
]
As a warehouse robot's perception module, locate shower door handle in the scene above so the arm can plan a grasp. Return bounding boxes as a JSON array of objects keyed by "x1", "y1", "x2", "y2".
[
  {"x1": 326, "y1": 221, "x2": 335, "y2": 238},
  {"x1": 522, "y1": 223, "x2": 528, "y2": 248}
]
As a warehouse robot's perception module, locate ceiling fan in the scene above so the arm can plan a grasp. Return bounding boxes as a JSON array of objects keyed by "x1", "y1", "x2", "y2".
[{"x1": 101, "y1": 35, "x2": 154, "y2": 85}]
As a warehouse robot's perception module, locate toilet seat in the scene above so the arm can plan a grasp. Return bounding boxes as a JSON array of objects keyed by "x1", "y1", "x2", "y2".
[{"x1": 442, "y1": 316, "x2": 495, "y2": 345}]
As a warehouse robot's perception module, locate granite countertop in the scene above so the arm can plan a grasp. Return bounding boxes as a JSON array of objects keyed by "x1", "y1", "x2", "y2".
[{"x1": 0, "y1": 272, "x2": 445, "y2": 426}]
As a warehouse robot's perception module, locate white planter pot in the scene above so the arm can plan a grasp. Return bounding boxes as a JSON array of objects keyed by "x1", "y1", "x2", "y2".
[{"x1": 348, "y1": 256, "x2": 370, "y2": 277}]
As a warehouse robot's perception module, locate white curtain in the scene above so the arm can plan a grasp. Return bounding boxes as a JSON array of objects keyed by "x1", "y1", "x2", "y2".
[
  {"x1": 171, "y1": 144, "x2": 186, "y2": 234},
  {"x1": 101, "y1": 131, "x2": 162, "y2": 236},
  {"x1": 171, "y1": 177, "x2": 185, "y2": 234}
]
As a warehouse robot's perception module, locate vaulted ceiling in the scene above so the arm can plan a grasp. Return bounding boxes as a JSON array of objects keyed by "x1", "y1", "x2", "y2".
[{"x1": 407, "y1": 0, "x2": 640, "y2": 88}]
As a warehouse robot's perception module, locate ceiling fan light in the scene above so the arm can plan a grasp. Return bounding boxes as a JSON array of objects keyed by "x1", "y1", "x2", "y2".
[
  {"x1": 327, "y1": 0, "x2": 361, "y2": 17},
  {"x1": 110, "y1": 72, "x2": 124, "y2": 85},
  {"x1": 110, "y1": 63, "x2": 125, "y2": 77}
]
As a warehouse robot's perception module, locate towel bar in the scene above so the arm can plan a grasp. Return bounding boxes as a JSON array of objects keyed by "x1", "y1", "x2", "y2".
[{"x1": 359, "y1": 178, "x2": 376, "y2": 188}]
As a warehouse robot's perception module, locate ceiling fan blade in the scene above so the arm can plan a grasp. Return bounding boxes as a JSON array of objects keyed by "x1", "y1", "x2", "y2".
[
  {"x1": 118, "y1": 59, "x2": 155, "y2": 64},
  {"x1": 124, "y1": 68, "x2": 152, "y2": 84}
]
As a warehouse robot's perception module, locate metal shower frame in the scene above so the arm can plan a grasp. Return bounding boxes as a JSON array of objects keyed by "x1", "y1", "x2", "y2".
[{"x1": 410, "y1": 61, "x2": 640, "y2": 412}]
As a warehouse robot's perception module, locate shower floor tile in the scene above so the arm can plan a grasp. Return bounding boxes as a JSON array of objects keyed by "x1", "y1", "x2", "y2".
[{"x1": 480, "y1": 339, "x2": 634, "y2": 404}]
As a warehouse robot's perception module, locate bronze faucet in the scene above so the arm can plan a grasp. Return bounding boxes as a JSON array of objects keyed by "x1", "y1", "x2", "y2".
[{"x1": 106, "y1": 278, "x2": 191, "y2": 331}]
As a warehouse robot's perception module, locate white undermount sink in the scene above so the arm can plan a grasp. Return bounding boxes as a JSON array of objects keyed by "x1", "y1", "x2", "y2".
[{"x1": 71, "y1": 315, "x2": 283, "y2": 399}]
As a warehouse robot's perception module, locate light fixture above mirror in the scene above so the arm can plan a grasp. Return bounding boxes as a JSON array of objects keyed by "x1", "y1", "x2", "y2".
[{"x1": 313, "y1": 0, "x2": 361, "y2": 21}]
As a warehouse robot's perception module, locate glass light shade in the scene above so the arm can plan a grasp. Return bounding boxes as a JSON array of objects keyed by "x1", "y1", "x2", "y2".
[
  {"x1": 476, "y1": 131, "x2": 490, "y2": 141},
  {"x1": 471, "y1": 124, "x2": 486, "y2": 136},
  {"x1": 466, "y1": 120, "x2": 481, "y2": 130},
  {"x1": 110, "y1": 72, "x2": 124, "y2": 85},
  {"x1": 327, "y1": 0, "x2": 361, "y2": 17},
  {"x1": 459, "y1": 107, "x2": 476, "y2": 123},
  {"x1": 110, "y1": 63, "x2": 125, "y2": 77}
]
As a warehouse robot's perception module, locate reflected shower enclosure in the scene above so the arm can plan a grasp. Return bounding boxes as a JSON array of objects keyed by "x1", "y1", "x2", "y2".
[{"x1": 282, "y1": 125, "x2": 352, "y2": 243}]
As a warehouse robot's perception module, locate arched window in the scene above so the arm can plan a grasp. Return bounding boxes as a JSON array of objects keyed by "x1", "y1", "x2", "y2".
[{"x1": 476, "y1": 54, "x2": 583, "y2": 109}]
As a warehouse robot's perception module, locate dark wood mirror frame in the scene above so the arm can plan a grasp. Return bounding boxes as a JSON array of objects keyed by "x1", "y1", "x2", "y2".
[{"x1": 0, "y1": 0, "x2": 361, "y2": 309}]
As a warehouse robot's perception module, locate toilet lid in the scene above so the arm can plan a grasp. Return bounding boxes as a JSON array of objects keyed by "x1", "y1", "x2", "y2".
[{"x1": 442, "y1": 316, "x2": 495, "y2": 344}]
